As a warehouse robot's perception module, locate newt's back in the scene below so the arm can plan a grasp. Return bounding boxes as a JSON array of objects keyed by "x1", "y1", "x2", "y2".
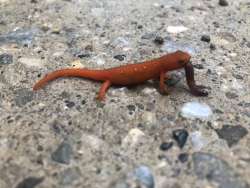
[{"x1": 106, "y1": 59, "x2": 162, "y2": 85}]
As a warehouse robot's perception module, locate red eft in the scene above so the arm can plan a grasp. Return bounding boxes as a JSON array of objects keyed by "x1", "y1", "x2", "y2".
[{"x1": 33, "y1": 50, "x2": 208, "y2": 100}]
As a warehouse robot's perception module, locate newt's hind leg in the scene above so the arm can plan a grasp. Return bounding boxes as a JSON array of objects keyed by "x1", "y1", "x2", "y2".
[
  {"x1": 159, "y1": 71, "x2": 169, "y2": 95},
  {"x1": 97, "y1": 80, "x2": 111, "y2": 100}
]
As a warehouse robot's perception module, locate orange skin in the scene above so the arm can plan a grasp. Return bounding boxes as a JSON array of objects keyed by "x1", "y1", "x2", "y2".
[{"x1": 33, "y1": 50, "x2": 208, "y2": 100}]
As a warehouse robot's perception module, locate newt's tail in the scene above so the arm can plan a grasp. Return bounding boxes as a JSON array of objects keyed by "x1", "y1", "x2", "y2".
[{"x1": 33, "y1": 68, "x2": 107, "y2": 90}]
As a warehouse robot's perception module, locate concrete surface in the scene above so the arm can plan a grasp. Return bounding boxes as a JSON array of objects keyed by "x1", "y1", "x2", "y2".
[{"x1": 0, "y1": 0, "x2": 250, "y2": 188}]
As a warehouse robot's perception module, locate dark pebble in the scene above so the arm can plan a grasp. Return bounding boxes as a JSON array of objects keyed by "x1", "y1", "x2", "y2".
[
  {"x1": 59, "y1": 168, "x2": 80, "y2": 185},
  {"x1": 137, "y1": 25, "x2": 143, "y2": 29},
  {"x1": 160, "y1": 142, "x2": 173, "y2": 151},
  {"x1": 135, "y1": 103, "x2": 144, "y2": 110},
  {"x1": 238, "y1": 101, "x2": 250, "y2": 108},
  {"x1": 178, "y1": 153, "x2": 189, "y2": 163},
  {"x1": 51, "y1": 140, "x2": 73, "y2": 164},
  {"x1": 14, "y1": 89, "x2": 34, "y2": 107},
  {"x1": 16, "y1": 177, "x2": 44, "y2": 188},
  {"x1": 233, "y1": 74, "x2": 243, "y2": 80},
  {"x1": 216, "y1": 125, "x2": 248, "y2": 147},
  {"x1": 173, "y1": 129, "x2": 189, "y2": 148},
  {"x1": 246, "y1": 42, "x2": 250, "y2": 48},
  {"x1": 165, "y1": 73, "x2": 183, "y2": 86},
  {"x1": 209, "y1": 43, "x2": 216, "y2": 50},
  {"x1": 219, "y1": 0, "x2": 229, "y2": 6},
  {"x1": 65, "y1": 100, "x2": 75, "y2": 108},
  {"x1": 114, "y1": 54, "x2": 126, "y2": 61},
  {"x1": 225, "y1": 92, "x2": 238, "y2": 99},
  {"x1": 201, "y1": 35, "x2": 211, "y2": 43},
  {"x1": 194, "y1": 64, "x2": 204, "y2": 69},
  {"x1": 154, "y1": 36, "x2": 164, "y2": 45},
  {"x1": 141, "y1": 33, "x2": 156, "y2": 40},
  {"x1": 133, "y1": 166, "x2": 155, "y2": 188},
  {"x1": 0, "y1": 53, "x2": 13, "y2": 64},
  {"x1": 213, "y1": 21, "x2": 220, "y2": 28},
  {"x1": 193, "y1": 152, "x2": 249, "y2": 188},
  {"x1": 127, "y1": 104, "x2": 136, "y2": 112},
  {"x1": 0, "y1": 28, "x2": 39, "y2": 46},
  {"x1": 81, "y1": 99, "x2": 86, "y2": 105},
  {"x1": 77, "y1": 53, "x2": 91, "y2": 58}
]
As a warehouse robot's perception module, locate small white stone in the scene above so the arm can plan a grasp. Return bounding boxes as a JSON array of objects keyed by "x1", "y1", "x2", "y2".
[
  {"x1": 70, "y1": 60, "x2": 85, "y2": 68},
  {"x1": 91, "y1": 8, "x2": 104, "y2": 17},
  {"x1": 142, "y1": 87, "x2": 157, "y2": 95},
  {"x1": 153, "y1": 3, "x2": 160, "y2": 7},
  {"x1": 52, "y1": 51, "x2": 65, "y2": 57},
  {"x1": 141, "y1": 112, "x2": 157, "y2": 126},
  {"x1": 122, "y1": 128, "x2": 146, "y2": 148},
  {"x1": 181, "y1": 101, "x2": 212, "y2": 120},
  {"x1": 0, "y1": 0, "x2": 9, "y2": 3},
  {"x1": 19, "y1": 57, "x2": 43, "y2": 68},
  {"x1": 112, "y1": 37, "x2": 130, "y2": 48},
  {"x1": 91, "y1": 57, "x2": 105, "y2": 66},
  {"x1": 96, "y1": 58, "x2": 105, "y2": 65},
  {"x1": 190, "y1": 131, "x2": 208, "y2": 151},
  {"x1": 167, "y1": 26, "x2": 188, "y2": 34},
  {"x1": 229, "y1": 52, "x2": 237, "y2": 57}
]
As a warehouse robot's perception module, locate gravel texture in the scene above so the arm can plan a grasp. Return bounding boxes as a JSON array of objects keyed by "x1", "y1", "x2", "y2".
[{"x1": 0, "y1": 0, "x2": 250, "y2": 188}]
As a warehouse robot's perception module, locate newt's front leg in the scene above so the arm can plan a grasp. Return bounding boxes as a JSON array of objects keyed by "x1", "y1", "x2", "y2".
[{"x1": 184, "y1": 62, "x2": 208, "y2": 96}]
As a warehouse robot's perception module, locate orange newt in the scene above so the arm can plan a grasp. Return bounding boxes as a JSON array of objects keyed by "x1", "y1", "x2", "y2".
[{"x1": 33, "y1": 50, "x2": 208, "y2": 100}]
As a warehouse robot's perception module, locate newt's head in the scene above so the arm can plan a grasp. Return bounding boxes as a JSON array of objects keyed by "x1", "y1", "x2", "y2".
[
  {"x1": 163, "y1": 50, "x2": 191, "y2": 71},
  {"x1": 175, "y1": 50, "x2": 191, "y2": 66}
]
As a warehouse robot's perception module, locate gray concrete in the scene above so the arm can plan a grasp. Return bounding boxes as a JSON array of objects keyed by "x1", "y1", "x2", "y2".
[{"x1": 0, "y1": 0, "x2": 250, "y2": 187}]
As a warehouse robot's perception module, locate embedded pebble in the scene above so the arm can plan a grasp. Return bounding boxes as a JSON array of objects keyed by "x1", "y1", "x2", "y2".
[
  {"x1": 178, "y1": 153, "x2": 189, "y2": 163},
  {"x1": 0, "y1": 28, "x2": 39, "y2": 46},
  {"x1": 64, "y1": 100, "x2": 75, "y2": 108},
  {"x1": 59, "y1": 168, "x2": 80, "y2": 185},
  {"x1": 216, "y1": 125, "x2": 248, "y2": 147},
  {"x1": 225, "y1": 92, "x2": 238, "y2": 99},
  {"x1": 167, "y1": 26, "x2": 188, "y2": 34},
  {"x1": 93, "y1": 57, "x2": 105, "y2": 66},
  {"x1": 114, "y1": 54, "x2": 126, "y2": 61},
  {"x1": 172, "y1": 129, "x2": 189, "y2": 149},
  {"x1": 210, "y1": 43, "x2": 216, "y2": 50},
  {"x1": 166, "y1": 72, "x2": 184, "y2": 86},
  {"x1": 132, "y1": 166, "x2": 155, "y2": 188},
  {"x1": 70, "y1": 59, "x2": 85, "y2": 68},
  {"x1": 160, "y1": 142, "x2": 173, "y2": 151},
  {"x1": 14, "y1": 88, "x2": 34, "y2": 107},
  {"x1": 161, "y1": 41, "x2": 196, "y2": 55},
  {"x1": 122, "y1": 128, "x2": 146, "y2": 148},
  {"x1": 18, "y1": 57, "x2": 43, "y2": 68},
  {"x1": 193, "y1": 152, "x2": 249, "y2": 188},
  {"x1": 219, "y1": 0, "x2": 229, "y2": 6},
  {"x1": 153, "y1": 36, "x2": 164, "y2": 45},
  {"x1": 112, "y1": 37, "x2": 130, "y2": 49},
  {"x1": 180, "y1": 102, "x2": 213, "y2": 120},
  {"x1": 141, "y1": 112, "x2": 157, "y2": 126},
  {"x1": 201, "y1": 35, "x2": 211, "y2": 43},
  {"x1": 51, "y1": 140, "x2": 73, "y2": 164},
  {"x1": 190, "y1": 131, "x2": 208, "y2": 151},
  {"x1": 16, "y1": 177, "x2": 44, "y2": 188},
  {"x1": 0, "y1": 53, "x2": 13, "y2": 64}
]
